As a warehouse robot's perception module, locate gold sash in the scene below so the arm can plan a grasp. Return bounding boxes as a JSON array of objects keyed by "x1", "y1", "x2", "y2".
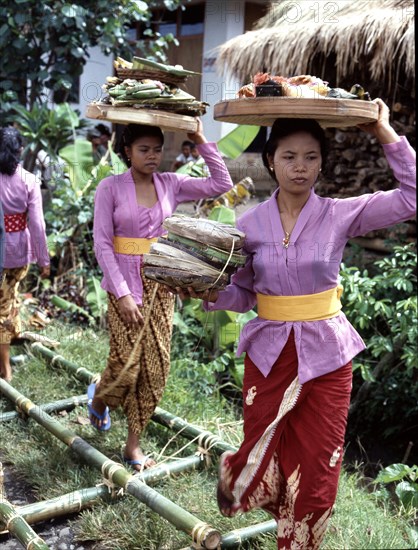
[
  {"x1": 256, "y1": 285, "x2": 343, "y2": 321},
  {"x1": 113, "y1": 236, "x2": 158, "y2": 255}
]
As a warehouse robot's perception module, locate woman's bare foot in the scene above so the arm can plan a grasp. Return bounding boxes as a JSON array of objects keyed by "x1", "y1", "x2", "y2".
[{"x1": 123, "y1": 448, "x2": 156, "y2": 472}]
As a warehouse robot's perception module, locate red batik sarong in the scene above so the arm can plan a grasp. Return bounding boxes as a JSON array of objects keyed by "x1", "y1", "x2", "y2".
[{"x1": 217, "y1": 330, "x2": 352, "y2": 550}]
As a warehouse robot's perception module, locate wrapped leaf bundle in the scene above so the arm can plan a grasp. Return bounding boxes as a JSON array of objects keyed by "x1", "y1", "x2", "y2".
[
  {"x1": 96, "y1": 57, "x2": 208, "y2": 117},
  {"x1": 143, "y1": 216, "x2": 246, "y2": 291}
]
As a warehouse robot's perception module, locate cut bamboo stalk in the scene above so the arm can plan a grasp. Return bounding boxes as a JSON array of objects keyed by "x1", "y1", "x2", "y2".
[
  {"x1": 0, "y1": 380, "x2": 220, "y2": 549},
  {"x1": 179, "y1": 519, "x2": 277, "y2": 549},
  {"x1": 0, "y1": 394, "x2": 88, "y2": 423},
  {"x1": 0, "y1": 499, "x2": 49, "y2": 549},
  {"x1": 30, "y1": 343, "x2": 94, "y2": 384},
  {"x1": 14, "y1": 486, "x2": 113, "y2": 528},
  {"x1": 219, "y1": 519, "x2": 277, "y2": 547},
  {"x1": 152, "y1": 407, "x2": 237, "y2": 456},
  {"x1": 50, "y1": 295, "x2": 95, "y2": 324}
]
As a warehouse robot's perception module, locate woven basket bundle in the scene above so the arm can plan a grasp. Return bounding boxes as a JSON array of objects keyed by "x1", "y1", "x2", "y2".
[{"x1": 143, "y1": 216, "x2": 246, "y2": 291}]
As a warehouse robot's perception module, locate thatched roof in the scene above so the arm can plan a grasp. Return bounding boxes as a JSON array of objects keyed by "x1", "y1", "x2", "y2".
[{"x1": 216, "y1": 0, "x2": 414, "y2": 94}]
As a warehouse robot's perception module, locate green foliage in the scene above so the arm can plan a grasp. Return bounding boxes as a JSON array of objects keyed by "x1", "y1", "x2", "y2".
[
  {"x1": 375, "y1": 463, "x2": 418, "y2": 510},
  {"x1": 208, "y1": 204, "x2": 236, "y2": 226},
  {"x1": 86, "y1": 276, "x2": 108, "y2": 323},
  {"x1": 59, "y1": 139, "x2": 98, "y2": 194},
  {"x1": 0, "y1": 0, "x2": 185, "y2": 113},
  {"x1": 11, "y1": 101, "x2": 85, "y2": 173},
  {"x1": 217, "y1": 124, "x2": 261, "y2": 159},
  {"x1": 171, "y1": 298, "x2": 257, "y2": 394},
  {"x1": 341, "y1": 244, "x2": 417, "y2": 371},
  {"x1": 374, "y1": 462, "x2": 418, "y2": 544},
  {"x1": 341, "y1": 244, "x2": 418, "y2": 448}
]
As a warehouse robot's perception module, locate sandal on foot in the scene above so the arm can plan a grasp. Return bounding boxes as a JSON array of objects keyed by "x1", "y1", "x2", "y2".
[
  {"x1": 122, "y1": 455, "x2": 155, "y2": 471},
  {"x1": 87, "y1": 383, "x2": 111, "y2": 431}
]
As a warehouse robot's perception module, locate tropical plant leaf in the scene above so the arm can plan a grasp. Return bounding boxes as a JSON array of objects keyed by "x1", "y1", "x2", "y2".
[
  {"x1": 208, "y1": 205, "x2": 236, "y2": 226},
  {"x1": 86, "y1": 276, "x2": 108, "y2": 319},
  {"x1": 395, "y1": 480, "x2": 418, "y2": 508},
  {"x1": 375, "y1": 463, "x2": 413, "y2": 483},
  {"x1": 217, "y1": 125, "x2": 260, "y2": 159},
  {"x1": 59, "y1": 139, "x2": 95, "y2": 194}
]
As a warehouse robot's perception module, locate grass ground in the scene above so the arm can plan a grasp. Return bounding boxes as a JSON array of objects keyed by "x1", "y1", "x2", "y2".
[{"x1": 0, "y1": 319, "x2": 414, "y2": 549}]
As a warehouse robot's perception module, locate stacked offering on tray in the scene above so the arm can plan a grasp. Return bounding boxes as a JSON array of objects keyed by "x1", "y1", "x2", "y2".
[
  {"x1": 142, "y1": 216, "x2": 247, "y2": 292},
  {"x1": 238, "y1": 72, "x2": 371, "y2": 100},
  {"x1": 99, "y1": 56, "x2": 208, "y2": 117}
]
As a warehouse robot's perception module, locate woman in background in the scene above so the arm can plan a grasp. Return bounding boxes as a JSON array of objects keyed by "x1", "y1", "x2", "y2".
[{"x1": 0, "y1": 127, "x2": 50, "y2": 381}]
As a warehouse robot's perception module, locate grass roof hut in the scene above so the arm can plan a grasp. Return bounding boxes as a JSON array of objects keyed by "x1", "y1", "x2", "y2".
[
  {"x1": 216, "y1": 0, "x2": 415, "y2": 254},
  {"x1": 216, "y1": 0, "x2": 414, "y2": 110}
]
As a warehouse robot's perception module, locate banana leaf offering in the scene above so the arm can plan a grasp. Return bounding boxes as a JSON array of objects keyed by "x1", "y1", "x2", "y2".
[
  {"x1": 142, "y1": 216, "x2": 247, "y2": 291},
  {"x1": 99, "y1": 57, "x2": 208, "y2": 116}
]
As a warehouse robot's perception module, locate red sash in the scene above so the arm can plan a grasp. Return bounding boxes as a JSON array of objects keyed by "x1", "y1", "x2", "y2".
[{"x1": 4, "y1": 213, "x2": 27, "y2": 233}]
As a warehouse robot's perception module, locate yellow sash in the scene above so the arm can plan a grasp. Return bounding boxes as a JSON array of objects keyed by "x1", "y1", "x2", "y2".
[
  {"x1": 113, "y1": 236, "x2": 158, "y2": 255},
  {"x1": 256, "y1": 285, "x2": 343, "y2": 322}
]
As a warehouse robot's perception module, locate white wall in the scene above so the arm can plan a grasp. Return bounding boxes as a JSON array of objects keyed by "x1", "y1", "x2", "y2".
[
  {"x1": 201, "y1": 0, "x2": 246, "y2": 142},
  {"x1": 71, "y1": 46, "x2": 113, "y2": 130}
]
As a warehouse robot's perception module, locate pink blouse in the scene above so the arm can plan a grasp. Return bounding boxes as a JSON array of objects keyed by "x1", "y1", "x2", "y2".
[
  {"x1": 0, "y1": 166, "x2": 49, "y2": 268},
  {"x1": 93, "y1": 142, "x2": 233, "y2": 304},
  {"x1": 206, "y1": 137, "x2": 416, "y2": 383}
]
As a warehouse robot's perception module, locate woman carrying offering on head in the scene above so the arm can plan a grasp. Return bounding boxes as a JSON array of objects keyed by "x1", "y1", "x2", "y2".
[
  {"x1": 90, "y1": 118, "x2": 233, "y2": 470},
  {"x1": 0, "y1": 127, "x2": 50, "y2": 382},
  {"x1": 176, "y1": 99, "x2": 416, "y2": 549}
]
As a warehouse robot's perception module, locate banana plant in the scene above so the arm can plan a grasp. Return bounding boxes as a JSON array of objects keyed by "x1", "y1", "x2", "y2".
[{"x1": 12, "y1": 102, "x2": 86, "y2": 175}]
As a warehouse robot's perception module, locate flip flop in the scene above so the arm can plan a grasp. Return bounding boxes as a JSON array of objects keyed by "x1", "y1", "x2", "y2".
[
  {"x1": 87, "y1": 382, "x2": 111, "y2": 431},
  {"x1": 122, "y1": 455, "x2": 155, "y2": 471}
]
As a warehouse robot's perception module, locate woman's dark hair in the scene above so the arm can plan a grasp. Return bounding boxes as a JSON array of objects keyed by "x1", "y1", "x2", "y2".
[
  {"x1": 0, "y1": 126, "x2": 23, "y2": 176},
  {"x1": 262, "y1": 118, "x2": 328, "y2": 183},
  {"x1": 121, "y1": 124, "x2": 164, "y2": 165},
  {"x1": 95, "y1": 123, "x2": 111, "y2": 137}
]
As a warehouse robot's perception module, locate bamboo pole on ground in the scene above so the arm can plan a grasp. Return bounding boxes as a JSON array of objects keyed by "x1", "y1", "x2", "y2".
[
  {"x1": 219, "y1": 519, "x2": 277, "y2": 547},
  {"x1": 11, "y1": 455, "x2": 203, "y2": 527},
  {"x1": 30, "y1": 343, "x2": 94, "y2": 384},
  {"x1": 0, "y1": 499, "x2": 49, "y2": 549},
  {"x1": 152, "y1": 407, "x2": 237, "y2": 456},
  {"x1": 179, "y1": 519, "x2": 277, "y2": 549},
  {"x1": 0, "y1": 394, "x2": 87, "y2": 423},
  {"x1": 0, "y1": 380, "x2": 221, "y2": 549}
]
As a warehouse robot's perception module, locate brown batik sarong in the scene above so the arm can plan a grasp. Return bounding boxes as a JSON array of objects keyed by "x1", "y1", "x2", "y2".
[
  {"x1": 0, "y1": 266, "x2": 29, "y2": 345},
  {"x1": 98, "y1": 274, "x2": 175, "y2": 435}
]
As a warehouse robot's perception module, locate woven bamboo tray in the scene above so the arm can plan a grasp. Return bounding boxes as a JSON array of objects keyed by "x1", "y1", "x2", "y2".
[
  {"x1": 213, "y1": 97, "x2": 379, "y2": 128},
  {"x1": 85, "y1": 103, "x2": 198, "y2": 133},
  {"x1": 116, "y1": 68, "x2": 187, "y2": 85}
]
